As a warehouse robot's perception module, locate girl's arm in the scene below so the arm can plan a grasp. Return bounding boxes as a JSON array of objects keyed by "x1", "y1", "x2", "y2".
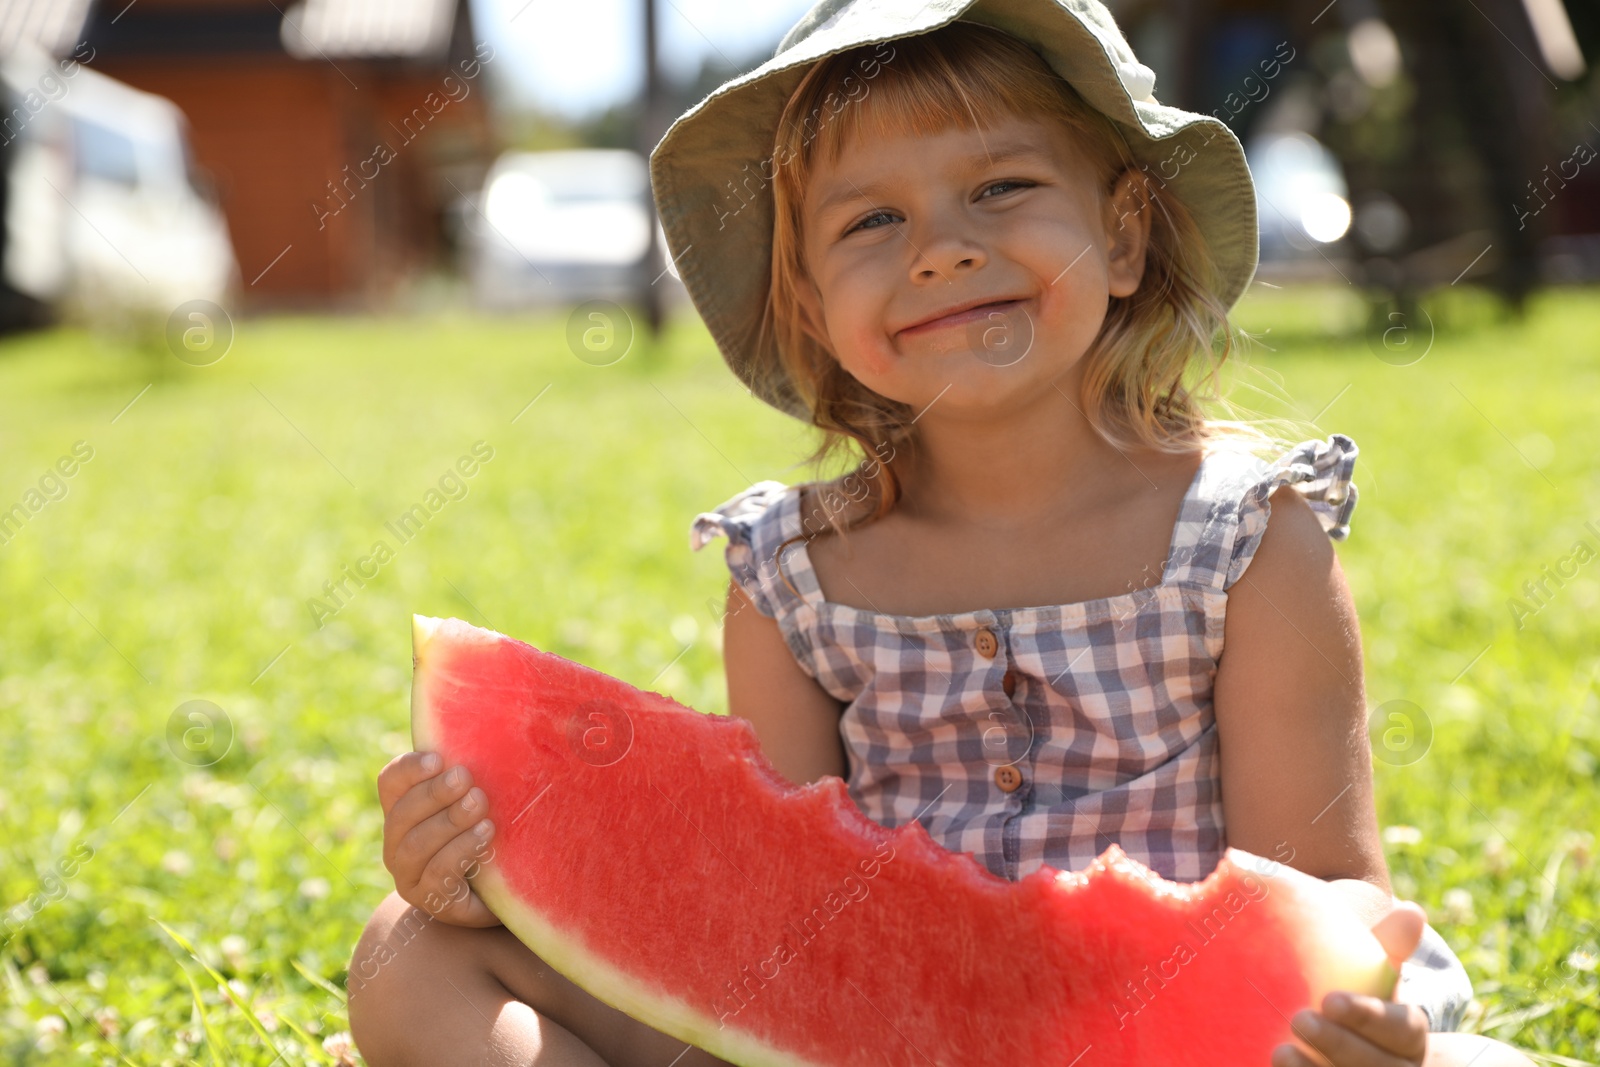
[
  {"x1": 722, "y1": 579, "x2": 849, "y2": 787},
  {"x1": 1215, "y1": 484, "x2": 1440, "y2": 1067},
  {"x1": 1213, "y1": 483, "x2": 1384, "y2": 887}
]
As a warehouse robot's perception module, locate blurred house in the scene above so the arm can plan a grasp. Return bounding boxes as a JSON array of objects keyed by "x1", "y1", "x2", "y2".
[{"x1": 6, "y1": 0, "x2": 499, "y2": 309}]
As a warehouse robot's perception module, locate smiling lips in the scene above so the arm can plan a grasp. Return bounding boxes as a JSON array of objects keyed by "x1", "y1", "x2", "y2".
[{"x1": 898, "y1": 297, "x2": 1027, "y2": 336}]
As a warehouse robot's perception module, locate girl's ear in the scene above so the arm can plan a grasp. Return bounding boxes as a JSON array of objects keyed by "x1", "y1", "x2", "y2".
[{"x1": 1101, "y1": 167, "x2": 1153, "y2": 299}]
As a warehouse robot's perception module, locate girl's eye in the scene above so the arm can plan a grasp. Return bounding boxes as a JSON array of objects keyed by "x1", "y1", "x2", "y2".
[
  {"x1": 844, "y1": 181, "x2": 1030, "y2": 235},
  {"x1": 845, "y1": 210, "x2": 897, "y2": 236},
  {"x1": 982, "y1": 179, "x2": 1033, "y2": 198}
]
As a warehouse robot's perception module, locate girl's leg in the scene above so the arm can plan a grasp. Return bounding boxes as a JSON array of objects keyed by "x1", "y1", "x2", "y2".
[
  {"x1": 348, "y1": 890, "x2": 737, "y2": 1067},
  {"x1": 1426, "y1": 1034, "x2": 1537, "y2": 1067}
]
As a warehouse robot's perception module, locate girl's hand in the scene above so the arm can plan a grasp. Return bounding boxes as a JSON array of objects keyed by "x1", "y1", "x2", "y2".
[
  {"x1": 376, "y1": 751, "x2": 502, "y2": 928},
  {"x1": 1272, "y1": 901, "x2": 1429, "y2": 1067}
]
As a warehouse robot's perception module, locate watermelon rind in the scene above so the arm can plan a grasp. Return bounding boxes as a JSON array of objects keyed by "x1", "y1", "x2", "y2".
[
  {"x1": 1224, "y1": 854, "x2": 1402, "y2": 1007},
  {"x1": 474, "y1": 861, "x2": 824, "y2": 1067}
]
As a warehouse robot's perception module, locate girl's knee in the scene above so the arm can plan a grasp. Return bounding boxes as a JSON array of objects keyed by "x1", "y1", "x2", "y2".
[
  {"x1": 345, "y1": 892, "x2": 731, "y2": 1067},
  {"x1": 346, "y1": 892, "x2": 487, "y2": 1046},
  {"x1": 348, "y1": 892, "x2": 436, "y2": 997}
]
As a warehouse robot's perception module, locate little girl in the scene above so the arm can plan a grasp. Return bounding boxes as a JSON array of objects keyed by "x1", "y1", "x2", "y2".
[{"x1": 350, "y1": 3, "x2": 1534, "y2": 1065}]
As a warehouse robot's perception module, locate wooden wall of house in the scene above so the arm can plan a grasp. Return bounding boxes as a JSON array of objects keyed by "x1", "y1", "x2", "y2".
[
  {"x1": 85, "y1": 0, "x2": 496, "y2": 307},
  {"x1": 89, "y1": 57, "x2": 354, "y2": 302}
]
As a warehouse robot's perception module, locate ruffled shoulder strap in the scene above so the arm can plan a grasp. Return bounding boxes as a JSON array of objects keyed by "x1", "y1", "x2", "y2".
[
  {"x1": 689, "y1": 480, "x2": 804, "y2": 619},
  {"x1": 1221, "y1": 433, "x2": 1360, "y2": 590}
]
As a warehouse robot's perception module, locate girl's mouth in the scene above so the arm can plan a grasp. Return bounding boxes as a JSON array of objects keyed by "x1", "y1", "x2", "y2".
[{"x1": 899, "y1": 299, "x2": 1026, "y2": 337}]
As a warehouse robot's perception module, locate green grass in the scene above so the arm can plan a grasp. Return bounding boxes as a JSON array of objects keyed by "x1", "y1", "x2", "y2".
[{"x1": 0, "y1": 284, "x2": 1595, "y2": 1062}]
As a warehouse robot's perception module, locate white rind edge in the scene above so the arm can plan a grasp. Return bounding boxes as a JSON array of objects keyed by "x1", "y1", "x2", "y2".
[
  {"x1": 411, "y1": 615, "x2": 443, "y2": 753},
  {"x1": 472, "y1": 851, "x2": 826, "y2": 1067},
  {"x1": 413, "y1": 613, "x2": 445, "y2": 648},
  {"x1": 1270, "y1": 856, "x2": 1398, "y2": 1000}
]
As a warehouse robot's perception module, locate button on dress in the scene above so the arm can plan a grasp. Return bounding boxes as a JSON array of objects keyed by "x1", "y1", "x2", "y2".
[{"x1": 690, "y1": 433, "x2": 1472, "y2": 1030}]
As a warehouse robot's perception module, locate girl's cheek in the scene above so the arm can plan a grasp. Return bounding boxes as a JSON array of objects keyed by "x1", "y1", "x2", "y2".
[
  {"x1": 857, "y1": 344, "x2": 897, "y2": 380},
  {"x1": 817, "y1": 283, "x2": 896, "y2": 379},
  {"x1": 838, "y1": 321, "x2": 897, "y2": 380}
]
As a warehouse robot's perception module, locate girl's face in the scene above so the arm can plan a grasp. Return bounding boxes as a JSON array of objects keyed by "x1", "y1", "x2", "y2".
[{"x1": 797, "y1": 112, "x2": 1151, "y2": 419}]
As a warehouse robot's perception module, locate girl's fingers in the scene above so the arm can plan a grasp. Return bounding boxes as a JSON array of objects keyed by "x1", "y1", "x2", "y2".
[
  {"x1": 1284, "y1": 998, "x2": 1424, "y2": 1067},
  {"x1": 1271, "y1": 1042, "x2": 1319, "y2": 1067},
  {"x1": 1287, "y1": 1019, "x2": 1396, "y2": 1067},
  {"x1": 379, "y1": 753, "x2": 503, "y2": 928},
  {"x1": 385, "y1": 762, "x2": 476, "y2": 843},
  {"x1": 414, "y1": 821, "x2": 498, "y2": 920},
  {"x1": 444, "y1": 887, "x2": 503, "y2": 928},
  {"x1": 387, "y1": 786, "x2": 491, "y2": 881},
  {"x1": 376, "y1": 751, "x2": 442, "y2": 815},
  {"x1": 1369, "y1": 902, "x2": 1427, "y2": 967},
  {"x1": 1321, "y1": 993, "x2": 1429, "y2": 1062}
]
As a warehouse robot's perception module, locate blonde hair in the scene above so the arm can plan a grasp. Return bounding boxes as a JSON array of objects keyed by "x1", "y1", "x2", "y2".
[{"x1": 758, "y1": 19, "x2": 1294, "y2": 574}]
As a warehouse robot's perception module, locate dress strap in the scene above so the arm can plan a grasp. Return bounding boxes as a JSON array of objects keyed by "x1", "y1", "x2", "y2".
[
  {"x1": 689, "y1": 480, "x2": 822, "y2": 617},
  {"x1": 1164, "y1": 434, "x2": 1360, "y2": 592},
  {"x1": 1223, "y1": 433, "x2": 1359, "y2": 590},
  {"x1": 1161, "y1": 445, "x2": 1249, "y2": 589}
]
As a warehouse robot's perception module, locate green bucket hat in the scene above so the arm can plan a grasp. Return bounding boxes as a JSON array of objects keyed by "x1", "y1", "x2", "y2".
[{"x1": 648, "y1": 0, "x2": 1259, "y2": 423}]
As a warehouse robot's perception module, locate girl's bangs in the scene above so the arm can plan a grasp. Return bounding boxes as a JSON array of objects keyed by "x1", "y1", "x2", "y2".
[
  {"x1": 806, "y1": 56, "x2": 1040, "y2": 174},
  {"x1": 796, "y1": 27, "x2": 1120, "y2": 184}
]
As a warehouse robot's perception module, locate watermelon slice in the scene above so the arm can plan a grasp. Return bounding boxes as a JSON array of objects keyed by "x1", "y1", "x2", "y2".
[{"x1": 411, "y1": 615, "x2": 1397, "y2": 1066}]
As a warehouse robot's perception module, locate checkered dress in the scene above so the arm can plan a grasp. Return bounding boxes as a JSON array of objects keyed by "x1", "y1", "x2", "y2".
[{"x1": 691, "y1": 432, "x2": 1471, "y2": 1030}]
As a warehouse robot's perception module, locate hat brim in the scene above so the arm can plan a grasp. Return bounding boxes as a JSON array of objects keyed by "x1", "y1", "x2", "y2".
[{"x1": 650, "y1": 0, "x2": 1258, "y2": 422}]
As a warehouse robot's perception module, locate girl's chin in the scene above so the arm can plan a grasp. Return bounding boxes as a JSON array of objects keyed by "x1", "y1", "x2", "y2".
[
  {"x1": 854, "y1": 367, "x2": 1063, "y2": 418},
  {"x1": 838, "y1": 339, "x2": 1078, "y2": 403}
]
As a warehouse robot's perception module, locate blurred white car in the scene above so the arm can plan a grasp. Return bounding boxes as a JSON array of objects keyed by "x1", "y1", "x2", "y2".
[
  {"x1": 0, "y1": 42, "x2": 239, "y2": 332},
  {"x1": 463, "y1": 148, "x2": 662, "y2": 310}
]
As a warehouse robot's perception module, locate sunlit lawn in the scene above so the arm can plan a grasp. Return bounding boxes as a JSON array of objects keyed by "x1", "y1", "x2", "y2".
[{"x1": 1, "y1": 283, "x2": 1596, "y2": 1062}]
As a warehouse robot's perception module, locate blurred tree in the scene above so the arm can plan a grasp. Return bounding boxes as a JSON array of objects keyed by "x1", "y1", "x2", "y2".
[
  {"x1": 1111, "y1": 0, "x2": 1587, "y2": 317},
  {"x1": 499, "y1": 111, "x2": 591, "y2": 153},
  {"x1": 638, "y1": 0, "x2": 666, "y2": 340}
]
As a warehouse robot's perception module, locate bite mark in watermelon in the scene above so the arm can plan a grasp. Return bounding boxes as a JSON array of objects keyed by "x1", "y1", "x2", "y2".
[{"x1": 410, "y1": 615, "x2": 1397, "y2": 1066}]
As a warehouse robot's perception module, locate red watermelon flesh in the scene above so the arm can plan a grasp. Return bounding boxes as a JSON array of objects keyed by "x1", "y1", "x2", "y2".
[{"x1": 411, "y1": 615, "x2": 1397, "y2": 1067}]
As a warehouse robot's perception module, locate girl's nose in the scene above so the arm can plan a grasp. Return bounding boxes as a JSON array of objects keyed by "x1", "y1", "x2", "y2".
[{"x1": 909, "y1": 219, "x2": 988, "y2": 282}]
